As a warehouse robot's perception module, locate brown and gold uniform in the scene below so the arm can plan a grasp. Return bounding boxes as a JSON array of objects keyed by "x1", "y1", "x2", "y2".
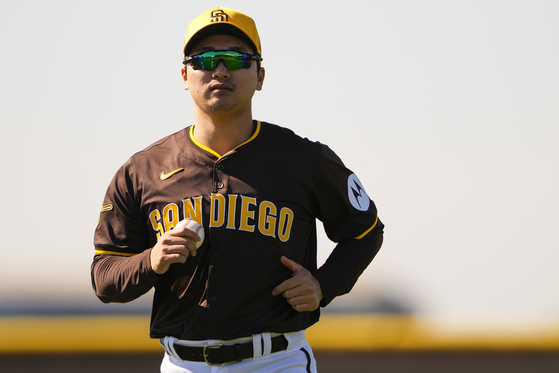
[{"x1": 92, "y1": 120, "x2": 384, "y2": 341}]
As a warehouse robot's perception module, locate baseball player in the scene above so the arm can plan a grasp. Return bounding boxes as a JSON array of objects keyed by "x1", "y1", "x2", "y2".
[{"x1": 91, "y1": 7, "x2": 384, "y2": 373}]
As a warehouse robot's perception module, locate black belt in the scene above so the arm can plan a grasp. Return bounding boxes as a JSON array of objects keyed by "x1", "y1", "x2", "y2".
[{"x1": 173, "y1": 335, "x2": 288, "y2": 366}]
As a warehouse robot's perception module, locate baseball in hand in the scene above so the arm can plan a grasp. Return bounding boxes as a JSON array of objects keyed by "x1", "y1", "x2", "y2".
[{"x1": 175, "y1": 219, "x2": 205, "y2": 249}]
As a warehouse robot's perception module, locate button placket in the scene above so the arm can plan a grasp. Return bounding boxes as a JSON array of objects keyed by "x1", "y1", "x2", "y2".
[
  {"x1": 213, "y1": 162, "x2": 227, "y2": 192},
  {"x1": 208, "y1": 161, "x2": 226, "y2": 312}
]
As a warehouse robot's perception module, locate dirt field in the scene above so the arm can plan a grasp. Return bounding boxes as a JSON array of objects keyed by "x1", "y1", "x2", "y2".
[{"x1": 2, "y1": 350, "x2": 559, "y2": 373}]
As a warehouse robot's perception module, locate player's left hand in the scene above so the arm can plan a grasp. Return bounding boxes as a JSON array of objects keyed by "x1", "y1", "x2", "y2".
[{"x1": 272, "y1": 256, "x2": 323, "y2": 312}]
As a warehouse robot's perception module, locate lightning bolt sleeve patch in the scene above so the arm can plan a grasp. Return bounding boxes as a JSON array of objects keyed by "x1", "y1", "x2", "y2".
[{"x1": 347, "y1": 174, "x2": 370, "y2": 211}]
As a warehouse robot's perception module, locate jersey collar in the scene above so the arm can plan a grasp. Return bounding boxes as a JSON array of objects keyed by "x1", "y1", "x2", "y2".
[{"x1": 189, "y1": 121, "x2": 261, "y2": 159}]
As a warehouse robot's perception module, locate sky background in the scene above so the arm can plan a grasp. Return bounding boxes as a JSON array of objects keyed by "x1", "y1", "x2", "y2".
[{"x1": 1, "y1": 1, "x2": 558, "y2": 321}]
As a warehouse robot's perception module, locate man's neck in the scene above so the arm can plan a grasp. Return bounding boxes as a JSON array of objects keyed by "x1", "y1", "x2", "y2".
[{"x1": 192, "y1": 111, "x2": 255, "y2": 156}]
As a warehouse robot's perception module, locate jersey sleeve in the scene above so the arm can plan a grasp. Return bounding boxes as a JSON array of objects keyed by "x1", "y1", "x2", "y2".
[
  {"x1": 91, "y1": 251, "x2": 160, "y2": 303},
  {"x1": 94, "y1": 157, "x2": 151, "y2": 256},
  {"x1": 311, "y1": 144, "x2": 381, "y2": 241},
  {"x1": 310, "y1": 144, "x2": 384, "y2": 306},
  {"x1": 91, "y1": 157, "x2": 161, "y2": 303}
]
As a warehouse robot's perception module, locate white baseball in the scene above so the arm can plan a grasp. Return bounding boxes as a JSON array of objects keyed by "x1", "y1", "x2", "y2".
[{"x1": 175, "y1": 219, "x2": 205, "y2": 249}]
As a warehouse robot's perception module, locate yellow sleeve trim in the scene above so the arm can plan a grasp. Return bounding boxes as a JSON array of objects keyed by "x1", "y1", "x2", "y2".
[
  {"x1": 94, "y1": 250, "x2": 137, "y2": 257},
  {"x1": 189, "y1": 121, "x2": 261, "y2": 159},
  {"x1": 354, "y1": 215, "x2": 379, "y2": 240}
]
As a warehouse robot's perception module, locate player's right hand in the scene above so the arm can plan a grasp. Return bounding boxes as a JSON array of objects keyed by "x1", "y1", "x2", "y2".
[{"x1": 149, "y1": 223, "x2": 201, "y2": 275}]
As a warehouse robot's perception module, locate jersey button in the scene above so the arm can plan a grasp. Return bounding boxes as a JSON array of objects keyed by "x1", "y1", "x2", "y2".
[
  {"x1": 209, "y1": 295, "x2": 218, "y2": 302},
  {"x1": 213, "y1": 251, "x2": 221, "y2": 258},
  {"x1": 216, "y1": 182, "x2": 224, "y2": 189},
  {"x1": 217, "y1": 165, "x2": 225, "y2": 171}
]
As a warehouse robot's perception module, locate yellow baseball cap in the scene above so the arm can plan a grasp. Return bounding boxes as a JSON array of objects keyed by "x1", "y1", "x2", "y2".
[{"x1": 183, "y1": 7, "x2": 262, "y2": 57}]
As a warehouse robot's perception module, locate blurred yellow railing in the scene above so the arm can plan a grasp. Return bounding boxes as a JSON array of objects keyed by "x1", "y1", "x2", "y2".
[
  {"x1": 1, "y1": 314, "x2": 559, "y2": 353},
  {"x1": 306, "y1": 314, "x2": 559, "y2": 351}
]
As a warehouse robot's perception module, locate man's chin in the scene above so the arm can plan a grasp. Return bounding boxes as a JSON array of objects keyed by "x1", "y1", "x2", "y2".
[{"x1": 208, "y1": 101, "x2": 245, "y2": 115}]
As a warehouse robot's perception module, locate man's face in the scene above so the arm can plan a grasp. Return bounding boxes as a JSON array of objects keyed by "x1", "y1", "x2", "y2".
[{"x1": 182, "y1": 34, "x2": 265, "y2": 118}]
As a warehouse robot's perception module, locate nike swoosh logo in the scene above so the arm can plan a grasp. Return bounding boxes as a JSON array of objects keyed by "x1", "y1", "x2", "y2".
[{"x1": 160, "y1": 168, "x2": 185, "y2": 180}]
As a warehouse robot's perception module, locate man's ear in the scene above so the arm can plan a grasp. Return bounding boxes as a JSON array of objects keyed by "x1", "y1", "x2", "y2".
[
  {"x1": 256, "y1": 67, "x2": 265, "y2": 91},
  {"x1": 181, "y1": 68, "x2": 189, "y2": 91}
]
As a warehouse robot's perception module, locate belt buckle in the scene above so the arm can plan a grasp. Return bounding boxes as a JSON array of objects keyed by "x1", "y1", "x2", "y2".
[{"x1": 203, "y1": 344, "x2": 224, "y2": 366}]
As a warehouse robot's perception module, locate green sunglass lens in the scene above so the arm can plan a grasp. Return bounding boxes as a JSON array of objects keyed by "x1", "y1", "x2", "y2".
[
  {"x1": 191, "y1": 52, "x2": 254, "y2": 71},
  {"x1": 224, "y1": 59, "x2": 251, "y2": 70}
]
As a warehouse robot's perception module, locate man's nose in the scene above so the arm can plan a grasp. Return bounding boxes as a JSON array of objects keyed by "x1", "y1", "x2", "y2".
[{"x1": 212, "y1": 59, "x2": 231, "y2": 79}]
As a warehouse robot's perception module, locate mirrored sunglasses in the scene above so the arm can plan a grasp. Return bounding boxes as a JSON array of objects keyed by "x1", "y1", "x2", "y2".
[{"x1": 183, "y1": 50, "x2": 263, "y2": 71}]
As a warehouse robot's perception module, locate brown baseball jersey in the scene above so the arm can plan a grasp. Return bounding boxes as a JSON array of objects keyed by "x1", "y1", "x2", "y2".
[{"x1": 91, "y1": 120, "x2": 384, "y2": 340}]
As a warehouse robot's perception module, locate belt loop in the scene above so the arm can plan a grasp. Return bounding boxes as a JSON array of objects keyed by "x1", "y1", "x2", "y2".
[
  {"x1": 161, "y1": 336, "x2": 181, "y2": 361},
  {"x1": 234, "y1": 343, "x2": 243, "y2": 362},
  {"x1": 261, "y1": 332, "x2": 272, "y2": 357},
  {"x1": 252, "y1": 333, "x2": 263, "y2": 358}
]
